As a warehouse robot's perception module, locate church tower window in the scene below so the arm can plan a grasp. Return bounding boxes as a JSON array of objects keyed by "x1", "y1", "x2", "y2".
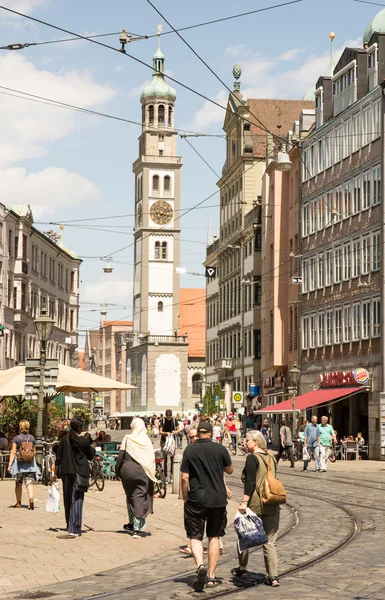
[
  {"x1": 158, "y1": 104, "x2": 165, "y2": 125},
  {"x1": 168, "y1": 105, "x2": 173, "y2": 127},
  {"x1": 152, "y1": 174, "x2": 159, "y2": 192},
  {"x1": 164, "y1": 175, "x2": 171, "y2": 193},
  {"x1": 148, "y1": 105, "x2": 154, "y2": 125},
  {"x1": 158, "y1": 301, "x2": 164, "y2": 312},
  {"x1": 154, "y1": 241, "x2": 160, "y2": 259},
  {"x1": 162, "y1": 241, "x2": 168, "y2": 259}
]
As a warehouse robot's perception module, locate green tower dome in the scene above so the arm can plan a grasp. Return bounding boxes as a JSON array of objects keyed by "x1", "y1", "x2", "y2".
[
  {"x1": 302, "y1": 85, "x2": 315, "y2": 101},
  {"x1": 363, "y1": 8, "x2": 385, "y2": 46},
  {"x1": 140, "y1": 44, "x2": 176, "y2": 101}
]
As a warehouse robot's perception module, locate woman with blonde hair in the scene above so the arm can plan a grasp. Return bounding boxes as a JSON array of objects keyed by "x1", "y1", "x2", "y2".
[
  {"x1": 7, "y1": 420, "x2": 39, "y2": 510},
  {"x1": 233, "y1": 430, "x2": 280, "y2": 587},
  {"x1": 116, "y1": 418, "x2": 156, "y2": 538}
]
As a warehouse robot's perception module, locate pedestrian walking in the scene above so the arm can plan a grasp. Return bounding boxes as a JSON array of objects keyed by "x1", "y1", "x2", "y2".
[
  {"x1": 261, "y1": 418, "x2": 271, "y2": 448},
  {"x1": 233, "y1": 431, "x2": 280, "y2": 587},
  {"x1": 159, "y1": 409, "x2": 179, "y2": 483},
  {"x1": 275, "y1": 419, "x2": 295, "y2": 468},
  {"x1": 55, "y1": 419, "x2": 94, "y2": 537},
  {"x1": 319, "y1": 416, "x2": 336, "y2": 471},
  {"x1": 116, "y1": 418, "x2": 156, "y2": 539},
  {"x1": 181, "y1": 421, "x2": 233, "y2": 591},
  {"x1": 303, "y1": 415, "x2": 321, "y2": 472},
  {"x1": 7, "y1": 420, "x2": 39, "y2": 510}
]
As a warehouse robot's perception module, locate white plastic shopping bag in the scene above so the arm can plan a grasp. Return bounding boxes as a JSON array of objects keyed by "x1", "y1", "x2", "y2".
[
  {"x1": 302, "y1": 446, "x2": 310, "y2": 461},
  {"x1": 46, "y1": 482, "x2": 60, "y2": 513}
]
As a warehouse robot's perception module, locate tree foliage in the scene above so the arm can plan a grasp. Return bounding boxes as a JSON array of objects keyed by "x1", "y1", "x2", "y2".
[
  {"x1": 71, "y1": 406, "x2": 92, "y2": 427},
  {"x1": 0, "y1": 396, "x2": 65, "y2": 438},
  {"x1": 203, "y1": 384, "x2": 224, "y2": 416}
]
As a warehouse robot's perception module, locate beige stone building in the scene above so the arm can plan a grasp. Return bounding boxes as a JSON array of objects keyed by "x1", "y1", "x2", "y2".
[
  {"x1": 0, "y1": 205, "x2": 81, "y2": 370},
  {"x1": 204, "y1": 66, "x2": 314, "y2": 413}
]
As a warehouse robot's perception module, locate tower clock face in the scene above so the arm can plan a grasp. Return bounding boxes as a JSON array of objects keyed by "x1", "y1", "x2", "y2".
[{"x1": 150, "y1": 200, "x2": 173, "y2": 225}]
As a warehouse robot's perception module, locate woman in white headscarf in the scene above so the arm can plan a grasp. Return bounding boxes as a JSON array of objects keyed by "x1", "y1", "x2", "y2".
[{"x1": 116, "y1": 418, "x2": 156, "y2": 538}]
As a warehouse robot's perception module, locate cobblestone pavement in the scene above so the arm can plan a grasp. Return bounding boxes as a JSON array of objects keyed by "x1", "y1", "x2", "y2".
[{"x1": 3, "y1": 458, "x2": 385, "y2": 599}]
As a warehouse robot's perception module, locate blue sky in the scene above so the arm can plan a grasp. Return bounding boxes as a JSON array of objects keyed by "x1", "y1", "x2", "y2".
[{"x1": 0, "y1": 0, "x2": 380, "y2": 346}]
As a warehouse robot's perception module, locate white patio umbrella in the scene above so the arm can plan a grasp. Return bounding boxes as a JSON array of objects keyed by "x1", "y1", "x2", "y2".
[{"x1": 0, "y1": 365, "x2": 136, "y2": 396}]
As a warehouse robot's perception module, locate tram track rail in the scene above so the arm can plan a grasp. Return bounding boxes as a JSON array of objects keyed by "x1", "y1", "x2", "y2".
[{"x1": 82, "y1": 481, "x2": 360, "y2": 600}]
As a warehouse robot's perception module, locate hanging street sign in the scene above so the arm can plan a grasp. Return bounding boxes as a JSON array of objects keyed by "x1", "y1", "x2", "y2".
[
  {"x1": 292, "y1": 276, "x2": 302, "y2": 284},
  {"x1": 205, "y1": 266, "x2": 217, "y2": 278}
]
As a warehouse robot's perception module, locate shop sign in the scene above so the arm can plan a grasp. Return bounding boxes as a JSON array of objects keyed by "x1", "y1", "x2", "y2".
[{"x1": 320, "y1": 369, "x2": 369, "y2": 388}]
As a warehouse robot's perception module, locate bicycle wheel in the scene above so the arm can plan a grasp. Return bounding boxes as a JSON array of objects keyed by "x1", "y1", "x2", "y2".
[
  {"x1": 228, "y1": 442, "x2": 236, "y2": 455},
  {"x1": 94, "y1": 472, "x2": 105, "y2": 491},
  {"x1": 41, "y1": 458, "x2": 49, "y2": 486},
  {"x1": 155, "y1": 464, "x2": 167, "y2": 498},
  {"x1": 238, "y1": 443, "x2": 247, "y2": 456}
]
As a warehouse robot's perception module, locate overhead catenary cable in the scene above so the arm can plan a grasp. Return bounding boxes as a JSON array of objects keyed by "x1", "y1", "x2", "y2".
[{"x1": 0, "y1": 4, "x2": 288, "y2": 141}]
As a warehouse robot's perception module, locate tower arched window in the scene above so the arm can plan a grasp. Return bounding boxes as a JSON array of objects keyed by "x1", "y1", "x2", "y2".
[
  {"x1": 154, "y1": 241, "x2": 160, "y2": 259},
  {"x1": 158, "y1": 104, "x2": 165, "y2": 125},
  {"x1": 192, "y1": 373, "x2": 203, "y2": 395},
  {"x1": 158, "y1": 301, "x2": 163, "y2": 312},
  {"x1": 152, "y1": 174, "x2": 159, "y2": 192},
  {"x1": 168, "y1": 105, "x2": 173, "y2": 127},
  {"x1": 161, "y1": 241, "x2": 167, "y2": 260},
  {"x1": 148, "y1": 105, "x2": 154, "y2": 125},
  {"x1": 164, "y1": 175, "x2": 171, "y2": 193}
]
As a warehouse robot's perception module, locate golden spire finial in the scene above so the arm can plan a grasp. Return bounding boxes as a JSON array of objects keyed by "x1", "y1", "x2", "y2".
[
  {"x1": 329, "y1": 32, "x2": 336, "y2": 41},
  {"x1": 157, "y1": 24, "x2": 163, "y2": 36},
  {"x1": 60, "y1": 224, "x2": 64, "y2": 231}
]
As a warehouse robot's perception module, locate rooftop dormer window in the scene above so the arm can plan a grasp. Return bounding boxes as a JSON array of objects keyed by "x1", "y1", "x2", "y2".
[{"x1": 333, "y1": 60, "x2": 357, "y2": 117}]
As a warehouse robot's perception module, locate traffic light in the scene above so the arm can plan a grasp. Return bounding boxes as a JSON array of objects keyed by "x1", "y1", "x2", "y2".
[{"x1": 0, "y1": 325, "x2": 4, "y2": 337}]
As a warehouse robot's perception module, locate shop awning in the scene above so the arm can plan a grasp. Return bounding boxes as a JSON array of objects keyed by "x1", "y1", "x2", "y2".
[{"x1": 256, "y1": 387, "x2": 364, "y2": 414}]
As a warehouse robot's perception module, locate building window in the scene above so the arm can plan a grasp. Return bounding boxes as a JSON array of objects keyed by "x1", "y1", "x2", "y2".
[
  {"x1": 154, "y1": 241, "x2": 160, "y2": 259},
  {"x1": 362, "y1": 236, "x2": 370, "y2": 274},
  {"x1": 317, "y1": 254, "x2": 324, "y2": 288},
  {"x1": 352, "y1": 113, "x2": 360, "y2": 153},
  {"x1": 318, "y1": 312, "x2": 324, "y2": 347},
  {"x1": 310, "y1": 199, "x2": 317, "y2": 233},
  {"x1": 302, "y1": 315, "x2": 309, "y2": 350},
  {"x1": 352, "y1": 239, "x2": 360, "y2": 278},
  {"x1": 362, "y1": 171, "x2": 371, "y2": 209},
  {"x1": 310, "y1": 313, "x2": 317, "y2": 348},
  {"x1": 152, "y1": 174, "x2": 159, "y2": 192},
  {"x1": 362, "y1": 299, "x2": 371, "y2": 339},
  {"x1": 254, "y1": 329, "x2": 261, "y2": 359},
  {"x1": 302, "y1": 204, "x2": 309, "y2": 236},
  {"x1": 343, "y1": 243, "x2": 351, "y2": 281},
  {"x1": 168, "y1": 105, "x2": 173, "y2": 127},
  {"x1": 161, "y1": 241, "x2": 167, "y2": 259},
  {"x1": 362, "y1": 105, "x2": 371, "y2": 146},
  {"x1": 353, "y1": 176, "x2": 361, "y2": 213},
  {"x1": 164, "y1": 175, "x2": 171, "y2": 192},
  {"x1": 373, "y1": 297, "x2": 381, "y2": 337},
  {"x1": 343, "y1": 304, "x2": 351, "y2": 342},
  {"x1": 372, "y1": 231, "x2": 380, "y2": 271},
  {"x1": 309, "y1": 256, "x2": 316, "y2": 291},
  {"x1": 302, "y1": 259, "x2": 308, "y2": 292},
  {"x1": 334, "y1": 247, "x2": 342, "y2": 283},
  {"x1": 334, "y1": 306, "x2": 342, "y2": 343},
  {"x1": 157, "y1": 301, "x2": 163, "y2": 312},
  {"x1": 254, "y1": 276, "x2": 261, "y2": 305},
  {"x1": 325, "y1": 250, "x2": 333, "y2": 286},
  {"x1": 158, "y1": 104, "x2": 165, "y2": 125},
  {"x1": 343, "y1": 181, "x2": 351, "y2": 218},
  {"x1": 21, "y1": 283, "x2": 27, "y2": 312},
  {"x1": 334, "y1": 187, "x2": 342, "y2": 222},
  {"x1": 326, "y1": 309, "x2": 333, "y2": 345},
  {"x1": 192, "y1": 373, "x2": 203, "y2": 395},
  {"x1": 148, "y1": 105, "x2": 154, "y2": 125},
  {"x1": 353, "y1": 303, "x2": 361, "y2": 341},
  {"x1": 373, "y1": 166, "x2": 381, "y2": 206}
]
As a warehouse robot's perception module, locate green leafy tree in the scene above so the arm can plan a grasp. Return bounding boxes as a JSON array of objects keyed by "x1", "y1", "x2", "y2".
[
  {"x1": 0, "y1": 397, "x2": 65, "y2": 439},
  {"x1": 71, "y1": 406, "x2": 92, "y2": 427}
]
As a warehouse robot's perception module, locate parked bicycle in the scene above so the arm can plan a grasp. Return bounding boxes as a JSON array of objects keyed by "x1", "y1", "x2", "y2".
[
  {"x1": 89, "y1": 455, "x2": 105, "y2": 491},
  {"x1": 41, "y1": 441, "x2": 57, "y2": 486},
  {"x1": 153, "y1": 450, "x2": 166, "y2": 498}
]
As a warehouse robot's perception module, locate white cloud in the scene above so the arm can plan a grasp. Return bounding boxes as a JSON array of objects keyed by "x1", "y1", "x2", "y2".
[
  {"x1": 81, "y1": 280, "x2": 132, "y2": 307},
  {"x1": 128, "y1": 80, "x2": 150, "y2": 99},
  {"x1": 114, "y1": 64, "x2": 125, "y2": 73},
  {"x1": 279, "y1": 48, "x2": 303, "y2": 61},
  {"x1": 0, "y1": 1, "x2": 49, "y2": 27},
  {"x1": 185, "y1": 89, "x2": 227, "y2": 132},
  {"x1": 0, "y1": 167, "x2": 101, "y2": 217},
  {"x1": 225, "y1": 44, "x2": 253, "y2": 59},
  {"x1": 0, "y1": 53, "x2": 115, "y2": 167}
]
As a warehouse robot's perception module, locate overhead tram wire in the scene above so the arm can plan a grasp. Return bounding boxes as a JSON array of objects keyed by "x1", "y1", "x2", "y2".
[
  {"x1": 0, "y1": 5, "x2": 287, "y2": 141},
  {"x1": 146, "y1": 0, "x2": 305, "y2": 145},
  {"x1": 0, "y1": 1, "x2": 306, "y2": 50}
]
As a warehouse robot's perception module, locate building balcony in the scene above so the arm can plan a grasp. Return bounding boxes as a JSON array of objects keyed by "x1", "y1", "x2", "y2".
[
  {"x1": 214, "y1": 358, "x2": 234, "y2": 373},
  {"x1": 147, "y1": 334, "x2": 188, "y2": 344},
  {"x1": 14, "y1": 310, "x2": 29, "y2": 331}
]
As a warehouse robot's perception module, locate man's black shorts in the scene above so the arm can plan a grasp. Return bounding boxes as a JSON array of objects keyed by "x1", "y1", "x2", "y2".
[{"x1": 184, "y1": 501, "x2": 227, "y2": 540}]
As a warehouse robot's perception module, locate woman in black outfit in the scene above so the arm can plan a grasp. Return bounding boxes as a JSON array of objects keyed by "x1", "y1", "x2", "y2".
[{"x1": 55, "y1": 419, "x2": 94, "y2": 538}]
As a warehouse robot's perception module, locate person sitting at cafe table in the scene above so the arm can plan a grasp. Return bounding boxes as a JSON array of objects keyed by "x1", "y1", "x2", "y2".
[{"x1": 355, "y1": 432, "x2": 365, "y2": 446}]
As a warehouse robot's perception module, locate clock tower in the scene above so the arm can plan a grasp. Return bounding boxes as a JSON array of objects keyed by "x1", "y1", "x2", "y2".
[
  {"x1": 132, "y1": 42, "x2": 182, "y2": 336},
  {"x1": 126, "y1": 41, "x2": 189, "y2": 413}
]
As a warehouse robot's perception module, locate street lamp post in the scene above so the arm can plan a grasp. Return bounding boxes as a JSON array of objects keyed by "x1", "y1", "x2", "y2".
[
  {"x1": 34, "y1": 304, "x2": 55, "y2": 465},
  {"x1": 289, "y1": 362, "x2": 301, "y2": 439}
]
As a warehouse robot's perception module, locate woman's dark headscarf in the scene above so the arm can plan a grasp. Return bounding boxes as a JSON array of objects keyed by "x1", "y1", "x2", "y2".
[{"x1": 68, "y1": 419, "x2": 83, "y2": 449}]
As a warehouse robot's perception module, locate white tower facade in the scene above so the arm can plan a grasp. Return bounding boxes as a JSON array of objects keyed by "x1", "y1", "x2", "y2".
[{"x1": 132, "y1": 44, "x2": 182, "y2": 336}]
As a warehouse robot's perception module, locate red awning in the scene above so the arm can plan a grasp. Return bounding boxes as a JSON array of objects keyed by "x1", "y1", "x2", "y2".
[{"x1": 256, "y1": 387, "x2": 364, "y2": 414}]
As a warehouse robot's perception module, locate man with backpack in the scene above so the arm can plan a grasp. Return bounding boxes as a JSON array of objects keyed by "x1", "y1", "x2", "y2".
[
  {"x1": 275, "y1": 418, "x2": 295, "y2": 468},
  {"x1": 159, "y1": 409, "x2": 179, "y2": 484}
]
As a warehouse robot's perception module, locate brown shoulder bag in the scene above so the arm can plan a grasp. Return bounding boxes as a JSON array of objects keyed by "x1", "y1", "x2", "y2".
[{"x1": 257, "y1": 453, "x2": 286, "y2": 505}]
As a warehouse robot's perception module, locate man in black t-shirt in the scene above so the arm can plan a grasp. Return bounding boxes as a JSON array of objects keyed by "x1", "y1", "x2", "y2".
[
  {"x1": 181, "y1": 422, "x2": 233, "y2": 592},
  {"x1": 159, "y1": 409, "x2": 179, "y2": 483}
]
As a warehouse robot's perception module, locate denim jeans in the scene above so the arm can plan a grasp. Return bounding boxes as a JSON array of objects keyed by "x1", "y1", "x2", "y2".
[{"x1": 303, "y1": 445, "x2": 320, "y2": 470}]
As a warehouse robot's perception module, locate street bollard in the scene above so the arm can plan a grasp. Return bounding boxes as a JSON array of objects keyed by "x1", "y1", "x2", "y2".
[{"x1": 172, "y1": 453, "x2": 182, "y2": 495}]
